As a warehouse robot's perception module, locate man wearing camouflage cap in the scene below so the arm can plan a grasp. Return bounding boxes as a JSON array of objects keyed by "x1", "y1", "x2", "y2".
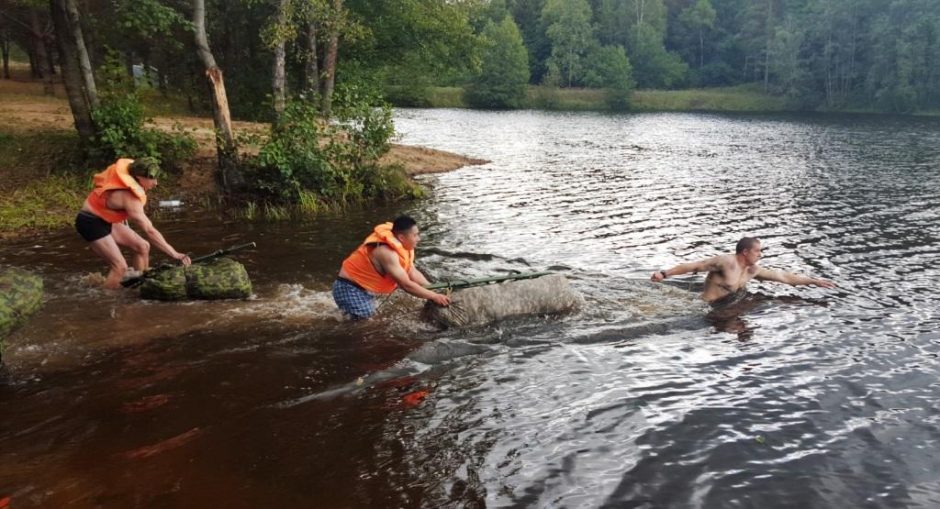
[{"x1": 75, "y1": 157, "x2": 191, "y2": 289}]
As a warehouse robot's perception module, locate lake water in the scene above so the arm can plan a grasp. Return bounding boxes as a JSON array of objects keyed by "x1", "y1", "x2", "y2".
[{"x1": 1, "y1": 109, "x2": 939, "y2": 507}]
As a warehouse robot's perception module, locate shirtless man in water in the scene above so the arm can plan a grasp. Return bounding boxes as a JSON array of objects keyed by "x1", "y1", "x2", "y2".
[{"x1": 650, "y1": 237, "x2": 836, "y2": 305}]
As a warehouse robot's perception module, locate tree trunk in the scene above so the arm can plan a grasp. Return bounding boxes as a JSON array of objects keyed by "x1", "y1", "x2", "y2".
[
  {"x1": 304, "y1": 22, "x2": 318, "y2": 95},
  {"x1": 49, "y1": 0, "x2": 95, "y2": 145},
  {"x1": 634, "y1": 0, "x2": 645, "y2": 50},
  {"x1": 158, "y1": 65, "x2": 168, "y2": 96},
  {"x1": 27, "y1": 42, "x2": 39, "y2": 78},
  {"x1": 193, "y1": 0, "x2": 242, "y2": 190},
  {"x1": 29, "y1": 9, "x2": 46, "y2": 79},
  {"x1": 272, "y1": 0, "x2": 290, "y2": 118},
  {"x1": 763, "y1": 0, "x2": 772, "y2": 91},
  {"x1": 42, "y1": 38, "x2": 56, "y2": 89},
  {"x1": 142, "y1": 50, "x2": 151, "y2": 87},
  {"x1": 272, "y1": 41, "x2": 286, "y2": 115},
  {"x1": 320, "y1": 0, "x2": 341, "y2": 117},
  {"x1": 699, "y1": 29, "x2": 704, "y2": 69},
  {"x1": 29, "y1": 9, "x2": 55, "y2": 95},
  {"x1": 63, "y1": 0, "x2": 97, "y2": 107},
  {"x1": 124, "y1": 49, "x2": 134, "y2": 81},
  {"x1": 1, "y1": 28, "x2": 9, "y2": 79}
]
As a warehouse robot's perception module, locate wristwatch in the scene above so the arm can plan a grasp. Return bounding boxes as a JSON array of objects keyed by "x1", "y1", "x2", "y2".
[{"x1": 659, "y1": 270, "x2": 668, "y2": 279}]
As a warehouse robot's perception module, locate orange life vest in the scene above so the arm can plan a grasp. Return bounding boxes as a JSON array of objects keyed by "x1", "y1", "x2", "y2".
[
  {"x1": 85, "y1": 158, "x2": 147, "y2": 224},
  {"x1": 341, "y1": 223, "x2": 415, "y2": 294}
]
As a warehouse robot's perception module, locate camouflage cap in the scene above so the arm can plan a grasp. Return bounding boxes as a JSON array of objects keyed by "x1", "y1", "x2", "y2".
[{"x1": 129, "y1": 157, "x2": 162, "y2": 180}]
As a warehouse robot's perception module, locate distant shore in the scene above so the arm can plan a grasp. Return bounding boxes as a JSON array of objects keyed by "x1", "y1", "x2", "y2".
[{"x1": 389, "y1": 84, "x2": 940, "y2": 116}]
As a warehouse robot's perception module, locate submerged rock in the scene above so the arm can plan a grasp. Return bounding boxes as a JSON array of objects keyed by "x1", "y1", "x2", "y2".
[{"x1": 139, "y1": 257, "x2": 252, "y2": 301}]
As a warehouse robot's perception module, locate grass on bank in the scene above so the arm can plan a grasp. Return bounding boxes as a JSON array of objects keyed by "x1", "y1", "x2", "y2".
[
  {"x1": 410, "y1": 84, "x2": 790, "y2": 113},
  {"x1": 631, "y1": 84, "x2": 789, "y2": 112},
  {"x1": 0, "y1": 173, "x2": 86, "y2": 232},
  {"x1": 0, "y1": 131, "x2": 88, "y2": 232}
]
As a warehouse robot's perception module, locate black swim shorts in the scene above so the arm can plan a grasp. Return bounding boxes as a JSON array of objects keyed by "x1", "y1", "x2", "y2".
[{"x1": 75, "y1": 211, "x2": 112, "y2": 242}]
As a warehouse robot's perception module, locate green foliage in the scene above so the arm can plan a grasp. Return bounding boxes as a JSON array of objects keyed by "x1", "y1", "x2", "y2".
[
  {"x1": 472, "y1": 0, "x2": 511, "y2": 29},
  {"x1": 541, "y1": 0, "x2": 595, "y2": 87},
  {"x1": 90, "y1": 96, "x2": 196, "y2": 170},
  {"x1": 677, "y1": 0, "x2": 717, "y2": 69},
  {"x1": 348, "y1": 0, "x2": 481, "y2": 92},
  {"x1": 863, "y1": 3, "x2": 940, "y2": 113},
  {"x1": 245, "y1": 85, "x2": 420, "y2": 210},
  {"x1": 112, "y1": 0, "x2": 190, "y2": 41},
  {"x1": 379, "y1": 54, "x2": 442, "y2": 107},
  {"x1": 630, "y1": 23, "x2": 689, "y2": 88},
  {"x1": 466, "y1": 16, "x2": 530, "y2": 109},
  {"x1": 583, "y1": 45, "x2": 635, "y2": 110},
  {"x1": 89, "y1": 52, "x2": 196, "y2": 169},
  {"x1": 679, "y1": 0, "x2": 717, "y2": 36},
  {"x1": 768, "y1": 19, "x2": 813, "y2": 104}
]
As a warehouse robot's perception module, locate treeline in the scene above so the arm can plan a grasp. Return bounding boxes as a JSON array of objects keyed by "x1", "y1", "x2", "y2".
[
  {"x1": 491, "y1": 0, "x2": 940, "y2": 113},
  {"x1": 1, "y1": 0, "x2": 937, "y2": 128}
]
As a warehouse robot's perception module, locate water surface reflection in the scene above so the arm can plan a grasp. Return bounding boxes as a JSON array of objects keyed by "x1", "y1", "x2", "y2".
[{"x1": 2, "y1": 109, "x2": 939, "y2": 507}]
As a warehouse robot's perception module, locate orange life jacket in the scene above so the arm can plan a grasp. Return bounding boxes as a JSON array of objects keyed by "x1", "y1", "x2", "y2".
[
  {"x1": 341, "y1": 223, "x2": 415, "y2": 294},
  {"x1": 85, "y1": 158, "x2": 147, "y2": 224}
]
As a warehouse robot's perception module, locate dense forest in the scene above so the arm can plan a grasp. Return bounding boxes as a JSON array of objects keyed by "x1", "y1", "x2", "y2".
[
  {"x1": 514, "y1": 0, "x2": 940, "y2": 113},
  {"x1": 2, "y1": 0, "x2": 938, "y2": 117}
]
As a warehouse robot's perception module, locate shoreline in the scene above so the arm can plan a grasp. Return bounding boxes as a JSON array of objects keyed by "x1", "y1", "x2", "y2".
[
  {"x1": 394, "y1": 84, "x2": 940, "y2": 117},
  {"x1": 0, "y1": 77, "x2": 488, "y2": 240}
]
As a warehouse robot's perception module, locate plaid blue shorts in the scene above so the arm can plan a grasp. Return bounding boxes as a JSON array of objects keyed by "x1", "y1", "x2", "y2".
[{"x1": 332, "y1": 278, "x2": 377, "y2": 319}]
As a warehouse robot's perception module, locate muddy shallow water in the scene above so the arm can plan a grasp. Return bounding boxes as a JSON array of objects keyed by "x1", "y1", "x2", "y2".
[{"x1": 2, "y1": 109, "x2": 940, "y2": 508}]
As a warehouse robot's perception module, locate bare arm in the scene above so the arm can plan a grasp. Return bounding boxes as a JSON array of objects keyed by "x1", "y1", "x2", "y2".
[
  {"x1": 755, "y1": 267, "x2": 836, "y2": 288},
  {"x1": 123, "y1": 197, "x2": 191, "y2": 266},
  {"x1": 375, "y1": 247, "x2": 450, "y2": 306},
  {"x1": 408, "y1": 265, "x2": 432, "y2": 287},
  {"x1": 651, "y1": 255, "x2": 726, "y2": 282}
]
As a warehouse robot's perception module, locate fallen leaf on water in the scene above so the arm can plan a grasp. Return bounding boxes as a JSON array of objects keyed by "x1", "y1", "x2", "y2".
[{"x1": 402, "y1": 389, "x2": 430, "y2": 407}]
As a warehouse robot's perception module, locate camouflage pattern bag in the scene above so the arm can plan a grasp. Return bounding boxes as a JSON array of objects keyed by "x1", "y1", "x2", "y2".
[
  {"x1": 139, "y1": 266, "x2": 188, "y2": 301},
  {"x1": 0, "y1": 268, "x2": 44, "y2": 357},
  {"x1": 139, "y1": 257, "x2": 252, "y2": 301},
  {"x1": 185, "y1": 257, "x2": 252, "y2": 300}
]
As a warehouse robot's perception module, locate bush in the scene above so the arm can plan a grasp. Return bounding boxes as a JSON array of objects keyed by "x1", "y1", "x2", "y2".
[
  {"x1": 89, "y1": 95, "x2": 196, "y2": 171},
  {"x1": 89, "y1": 51, "x2": 196, "y2": 170},
  {"x1": 466, "y1": 16, "x2": 529, "y2": 109},
  {"x1": 385, "y1": 85, "x2": 434, "y2": 107},
  {"x1": 583, "y1": 45, "x2": 635, "y2": 111},
  {"x1": 244, "y1": 84, "x2": 421, "y2": 209}
]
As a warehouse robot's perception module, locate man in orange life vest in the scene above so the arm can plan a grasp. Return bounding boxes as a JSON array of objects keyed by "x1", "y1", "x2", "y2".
[
  {"x1": 74, "y1": 157, "x2": 191, "y2": 289},
  {"x1": 333, "y1": 216, "x2": 450, "y2": 319}
]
